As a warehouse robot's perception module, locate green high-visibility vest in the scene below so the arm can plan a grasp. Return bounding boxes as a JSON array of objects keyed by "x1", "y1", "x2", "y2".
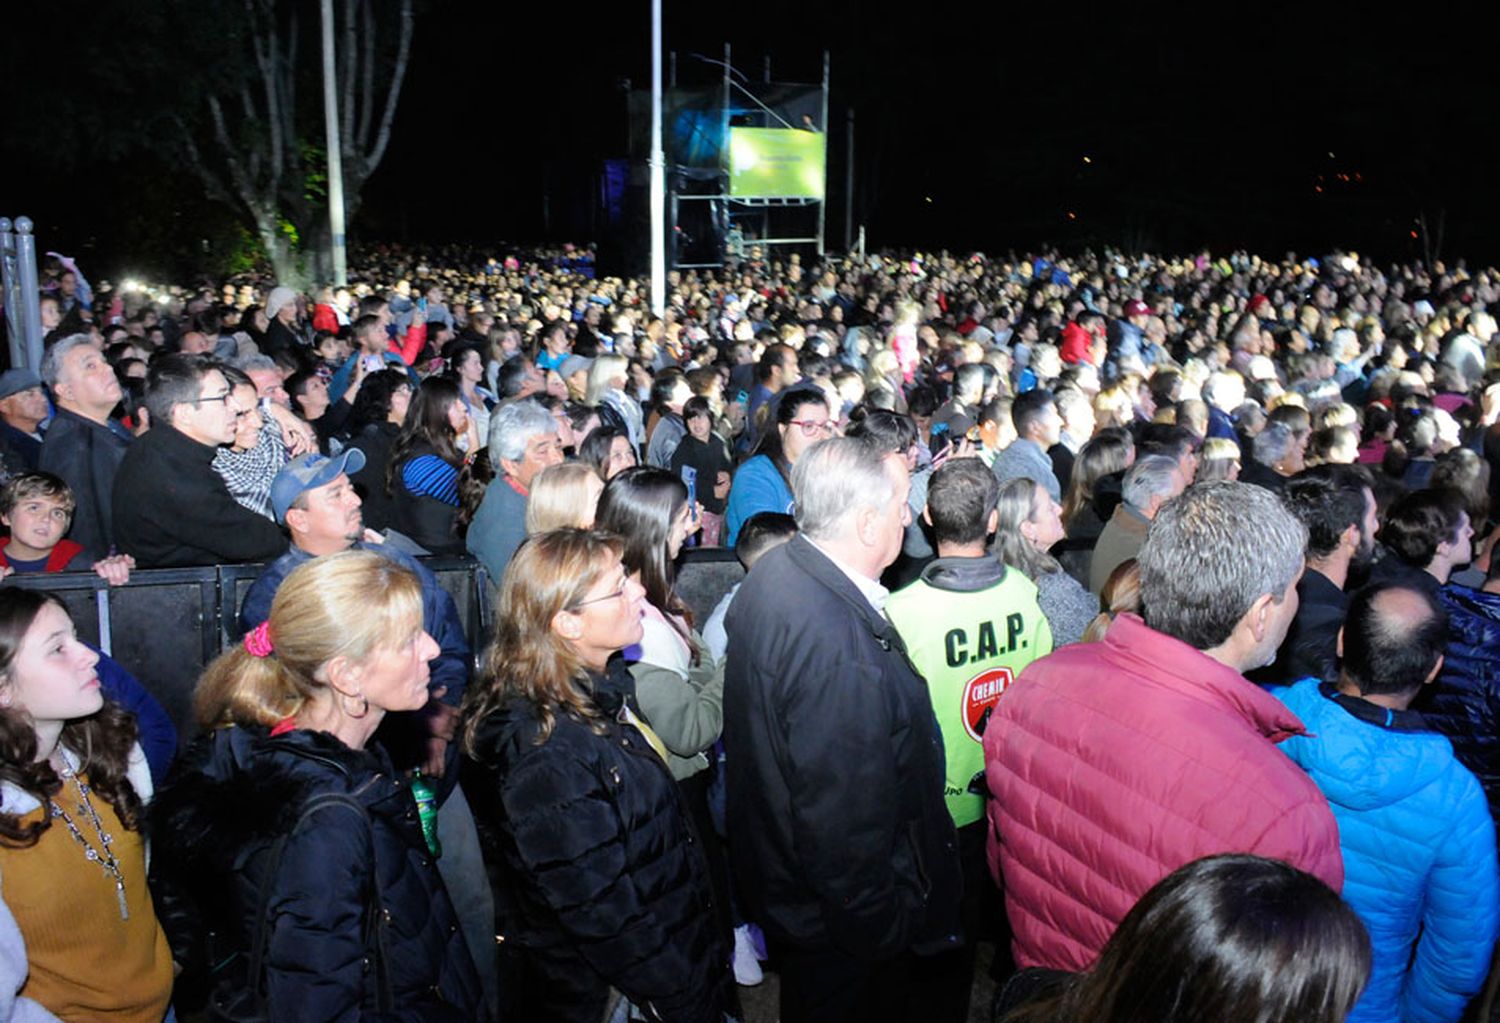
[{"x1": 886, "y1": 567, "x2": 1054, "y2": 827}]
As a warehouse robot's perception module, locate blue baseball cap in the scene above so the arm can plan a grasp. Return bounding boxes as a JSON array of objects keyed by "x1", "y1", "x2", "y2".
[{"x1": 270, "y1": 449, "x2": 366, "y2": 524}]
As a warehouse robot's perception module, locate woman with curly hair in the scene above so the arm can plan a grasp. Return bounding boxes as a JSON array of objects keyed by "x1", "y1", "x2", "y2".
[{"x1": 0, "y1": 588, "x2": 171, "y2": 1021}]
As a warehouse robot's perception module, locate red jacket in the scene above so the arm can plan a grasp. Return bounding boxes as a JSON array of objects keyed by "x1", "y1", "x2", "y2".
[
  {"x1": 1058, "y1": 321, "x2": 1095, "y2": 365},
  {"x1": 0, "y1": 536, "x2": 86, "y2": 572},
  {"x1": 983, "y1": 612, "x2": 1343, "y2": 971},
  {"x1": 311, "y1": 303, "x2": 341, "y2": 335},
  {"x1": 387, "y1": 319, "x2": 429, "y2": 366}
]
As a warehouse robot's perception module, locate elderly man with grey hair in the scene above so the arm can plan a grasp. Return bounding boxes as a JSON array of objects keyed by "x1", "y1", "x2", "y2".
[
  {"x1": 464, "y1": 397, "x2": 565, "y2": 580},
  {"x1": 1241, "y1": 421, "x2": 1300, "y2": 493},
  {"x1": 233, "y1": 352, "x2": 291, "y2": 409},
  {"x1": 985, "y1": 480, "x2": 1342, "y2": 974},
  {"x1": 1088, "y1": 452, "x2": 1185, "y2": 594},
  {"x1": 38, "y1": 333, "x2": 133, "y2": 559},
  {"x1": 1202, "y1": 369, "x2": 1246, "y2": 440},
  {"x1": 723, "y1": 436, "x2": 963, "y2": 1023}
]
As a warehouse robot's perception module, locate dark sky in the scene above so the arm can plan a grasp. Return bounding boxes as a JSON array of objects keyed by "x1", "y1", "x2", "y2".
[{"x1": 9, "y1": 0, "x2": 1500, "y2": 277}]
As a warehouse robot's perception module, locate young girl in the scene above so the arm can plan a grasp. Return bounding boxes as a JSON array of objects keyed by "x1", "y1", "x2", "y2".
[{"x1": 0, "y1": 589, "x2": 171, "y2": 1021}]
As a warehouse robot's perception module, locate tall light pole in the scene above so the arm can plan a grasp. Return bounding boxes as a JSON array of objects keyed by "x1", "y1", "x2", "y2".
[
  {"x1": 649, "y1": 0, "x2": 666, "y2": 316},
  {"x1": 321, "y1": 0, "x2": 348, "y2": 286}
]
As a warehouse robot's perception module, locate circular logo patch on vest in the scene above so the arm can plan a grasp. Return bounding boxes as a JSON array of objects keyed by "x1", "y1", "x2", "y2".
[{"x1": 962, "y1": 667, "x2": 1015, "y2": 742}]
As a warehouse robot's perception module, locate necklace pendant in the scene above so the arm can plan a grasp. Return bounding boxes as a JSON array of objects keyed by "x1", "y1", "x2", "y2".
[{"x1": 116, "y1": 880, "x2": 129, "y2": 921}]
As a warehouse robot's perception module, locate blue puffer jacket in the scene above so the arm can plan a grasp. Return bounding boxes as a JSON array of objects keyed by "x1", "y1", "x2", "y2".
[
  {"x1": 1276, "y1": 679, "x2": 1499, "y2": 1023},
  {"x1": 1420, "y1": 585, "x2": 1500, "y2": 821}
]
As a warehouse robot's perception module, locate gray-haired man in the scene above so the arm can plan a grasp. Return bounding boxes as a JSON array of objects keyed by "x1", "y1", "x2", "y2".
[
  {"x1": 1089, "y1": 453, "x2": 1186, "y2": 594},
  {"x1": 465, "y1": 397, "x2": 565, "y2": 580},
  {"x1": 38, "y1": 333, "x2": 132, "y2": 559},
  {"x1": 723, "y1": 436, "x2": 963, "y2": 1023}
]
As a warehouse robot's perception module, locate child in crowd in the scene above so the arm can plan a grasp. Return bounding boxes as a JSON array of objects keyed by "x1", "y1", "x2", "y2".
[
  {"x1": 696, "y1": 510, "x2": 798, "y2": 985},
  {"x1": 670, "y1": 395, "x2": 734, "y2": 547},
  {"x1": 701, "y1": 511, "x2": 797, "y2": 664},
  {"x1": 0, "y1": 471, "x2": 134, "y2": 584}
]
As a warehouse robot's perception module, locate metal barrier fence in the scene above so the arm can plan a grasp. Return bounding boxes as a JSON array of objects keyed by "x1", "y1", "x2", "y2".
[
  {"x1": 3, "y1": 548, "x2": 745, "y2": 741},
  {"x1": 0, "y1": 216, "x2": 43, "y2": 372}
]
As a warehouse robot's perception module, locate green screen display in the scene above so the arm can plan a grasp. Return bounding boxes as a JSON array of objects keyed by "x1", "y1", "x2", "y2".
[{"x1": 728, "y1": 127, "x2": 826, "y2": 199}]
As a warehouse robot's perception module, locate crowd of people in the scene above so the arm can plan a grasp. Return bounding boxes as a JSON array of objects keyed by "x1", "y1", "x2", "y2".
[{"x1": 0, "y1": 239, "x2": 1499, "y2": 1021}]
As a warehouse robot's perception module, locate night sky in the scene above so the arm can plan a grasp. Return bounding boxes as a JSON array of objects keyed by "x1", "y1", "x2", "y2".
[{"x1": 8, "y1": 0, "x2": 1500, "y2": 278}]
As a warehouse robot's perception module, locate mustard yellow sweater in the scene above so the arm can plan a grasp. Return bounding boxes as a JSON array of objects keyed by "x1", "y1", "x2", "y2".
[{"x1": 0, "y1": 775, "x2": 172, "y2": 1022}]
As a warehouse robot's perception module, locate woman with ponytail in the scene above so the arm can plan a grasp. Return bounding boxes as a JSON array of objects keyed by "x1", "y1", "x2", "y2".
[{"x1": 149, "y1": 550, "x2": 481, "y2": 1021}]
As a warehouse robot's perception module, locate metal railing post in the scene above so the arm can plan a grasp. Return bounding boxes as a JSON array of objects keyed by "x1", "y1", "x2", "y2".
[
  {"x1": 0, "y1": 219, "x2": 24, "y2": 370},
  {"x1": 11, "y1": 218, "x2": 43, "y2": 370}
]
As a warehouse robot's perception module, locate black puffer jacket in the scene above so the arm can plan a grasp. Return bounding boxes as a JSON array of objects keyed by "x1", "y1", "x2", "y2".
[
  {"x1": 464, "y1": 660, "x2": 729, "y2": 1023},
  {"x1": 149, "y1": 725, "x2": 481, "y2": 1022},
  {"x1": 1420, "y1": 584, "x2": 1500, "y2": 820}
]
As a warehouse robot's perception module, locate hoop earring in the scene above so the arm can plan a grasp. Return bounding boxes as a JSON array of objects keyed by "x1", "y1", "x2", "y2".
[{"x1": 344, "y1": 692, "x2": 370, "y2": 718}]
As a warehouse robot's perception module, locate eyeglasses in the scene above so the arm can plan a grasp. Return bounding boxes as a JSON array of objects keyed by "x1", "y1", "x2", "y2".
[
  {"x1": 190, "y1": 389, "x2": 236, "y2": 406},
  {"x1": 788, "y1": 419, "x2": 836, "y2": 437},
  {"x1": 568, "y1": 586, "x2": 627, "y2": 610}
]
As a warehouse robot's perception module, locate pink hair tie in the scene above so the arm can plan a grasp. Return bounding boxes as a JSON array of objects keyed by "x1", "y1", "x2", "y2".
[{"x1": 243, "y1": 621, "x2": 275, "y2": 658}]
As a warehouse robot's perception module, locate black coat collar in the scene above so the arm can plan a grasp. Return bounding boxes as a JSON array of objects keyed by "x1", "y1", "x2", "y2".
[{"x1": 786, "y1": 535, "x2": 909, "y2": 656}]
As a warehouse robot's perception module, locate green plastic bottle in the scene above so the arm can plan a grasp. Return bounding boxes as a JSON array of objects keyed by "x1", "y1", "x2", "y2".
[{"x1": 410, "y1": 771, "x2": 442, "y2": 859}]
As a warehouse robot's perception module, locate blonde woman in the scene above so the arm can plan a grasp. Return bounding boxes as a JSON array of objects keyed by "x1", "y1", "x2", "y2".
[
  {"x1": 1093, "y1": 379, "x2": 1139, "y2": 430},
  {"x1": 1195, "y1": 437, "x2": 1243, "y2": 481},
  {"x1": 524, "y1": 461, "x2": 605, "y2": 534},
  {"x1": 586, "y1": 354, "x2": 645, "y2": 451},
  {"x1": 149, "y1": 551, "x2": 480, "y2": 1021},
  {"x1": 995, "y1": 477, "x2": 1100, "y2": 646}
]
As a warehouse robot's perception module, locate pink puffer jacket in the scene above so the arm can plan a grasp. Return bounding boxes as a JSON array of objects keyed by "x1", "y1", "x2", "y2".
[{"x1": 983, "y1": 612, "x2": 1344, "y2": 971}]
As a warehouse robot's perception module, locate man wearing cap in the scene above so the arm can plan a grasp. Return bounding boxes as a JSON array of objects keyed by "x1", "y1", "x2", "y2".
[
  {"x1": 39, "y1": 333, "x2": 134, "y2": 559},
  {"x1": 1104, "y1": 298, "x2": 1159, "y2": 381},
  {"x1": 241, "y1": 448, "x2": 471, "y2": 737},
  {"x1": 112, "y1": 354, "x2": 286, "y2": 567},
  {"x1": 0, "y1": 368, "x2": 50, "y2": 472},
  {"x1": 241, "y1": 448, "x2": 497, "y2": 1010}
]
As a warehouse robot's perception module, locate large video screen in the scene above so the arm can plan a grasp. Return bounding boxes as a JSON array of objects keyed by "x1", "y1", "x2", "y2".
[{"x1": 728, "y1": 127, "x2": 826, "y2": 199}]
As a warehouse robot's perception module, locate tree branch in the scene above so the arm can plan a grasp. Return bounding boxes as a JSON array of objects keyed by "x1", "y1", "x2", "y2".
[
  {"x1": 341, "y1": 0, "x2": 357, "y2": 153},
  {"x1": 246, "y1": 0, "x2": 283, "y2": 197},
  {"x1": 206, "y1": 95, "x2": 262, "y2": 221},
  {"x1": 364, "y1": 0, "x2": 412, "y2": 172},
  {"x1": 357, "y1": 0, "x2": 375, "y2": 151},
  {"x1": 282, "y1": 7, "x2": 300, "y2": 182},
  {"x1": 173, "y1": 115, "x2": 234, "y2": 206}
]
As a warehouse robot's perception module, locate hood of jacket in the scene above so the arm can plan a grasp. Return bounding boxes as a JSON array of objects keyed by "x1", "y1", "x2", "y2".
[
  {"x1": 1102, "y1": 613, "x2": 1310, "y2": 743},
  {"x1": 151, "y1": 724, "x2": 391, "y2": 871},
  {"x1": 918, "y1": 554, "x2": 1011, "y2": 593},
  {"x1": 1278, "y1": 678, "x2": 1453, "y2": 811}
]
